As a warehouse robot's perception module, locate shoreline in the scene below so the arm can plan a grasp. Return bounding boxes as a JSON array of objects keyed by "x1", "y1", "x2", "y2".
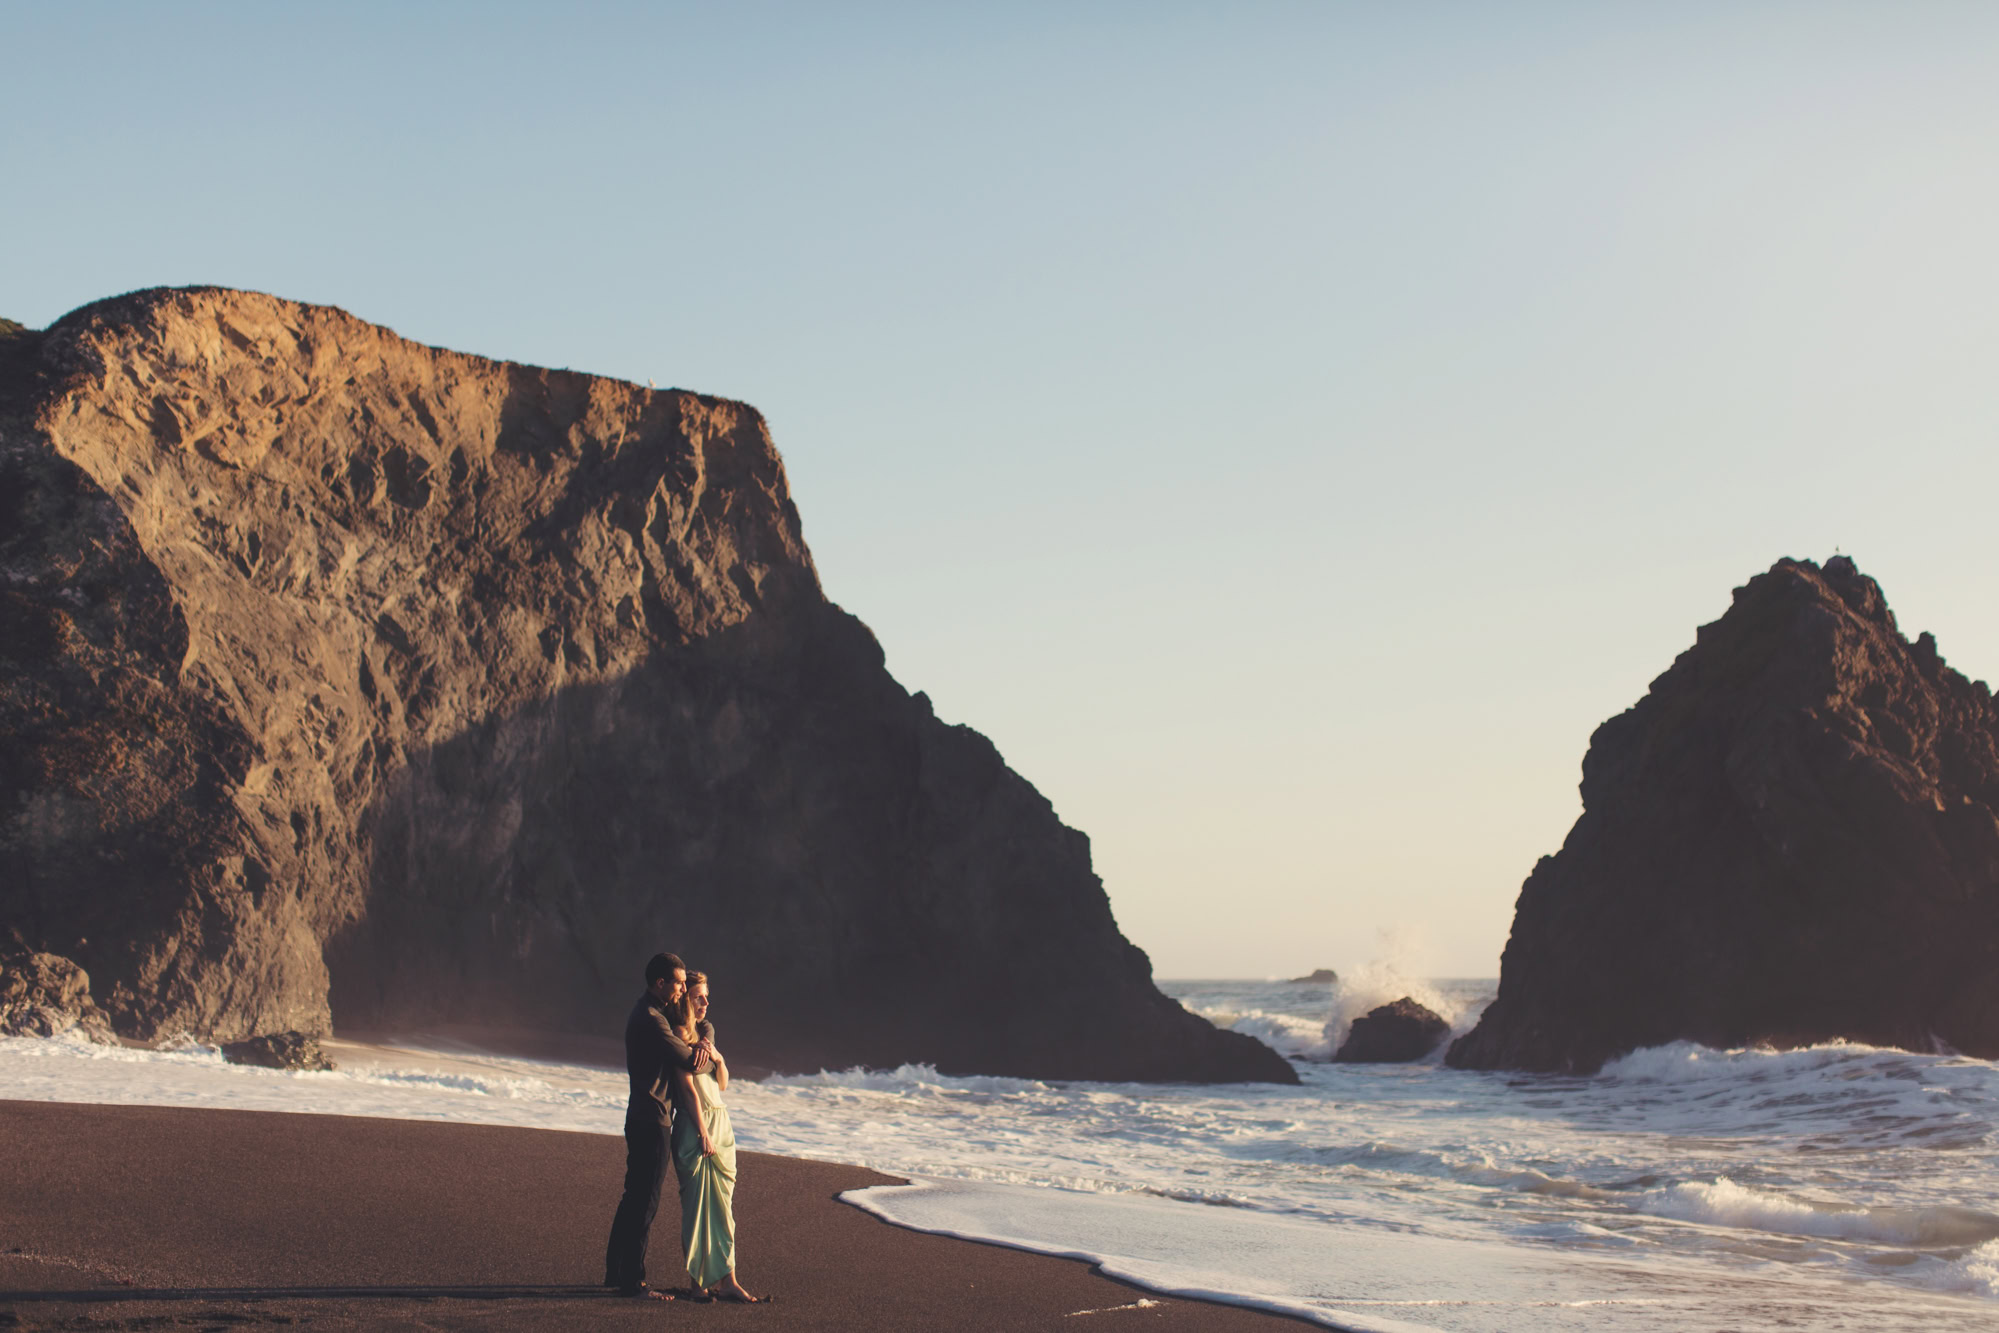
[
  {"x1": 326, "y1": 1024, "x2": 632, "y2": 1073},
  {"x1": 0, "y1": 1099, "x2": 1317, "y2": 1330}
]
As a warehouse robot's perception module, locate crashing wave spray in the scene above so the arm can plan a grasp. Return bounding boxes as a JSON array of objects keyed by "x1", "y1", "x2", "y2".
[{"x1": 1322, "y1": 937, "x2": 1472, "y2": 1056}]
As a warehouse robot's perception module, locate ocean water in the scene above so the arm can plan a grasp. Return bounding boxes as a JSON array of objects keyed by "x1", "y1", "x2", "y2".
[{"x1": 6, "y1": 973, "x2": 1999, "y2": 1330}]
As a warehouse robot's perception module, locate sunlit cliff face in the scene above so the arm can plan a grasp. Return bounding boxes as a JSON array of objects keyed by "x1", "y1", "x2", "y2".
[{"x1": 0, "y1": 288, "x2": 1293, "y2": 1085}]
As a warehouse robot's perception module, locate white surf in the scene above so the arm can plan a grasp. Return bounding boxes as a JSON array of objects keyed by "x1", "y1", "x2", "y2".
[{"x1": 4, "y1": 976, "x2": 1997, "y2": 1330}]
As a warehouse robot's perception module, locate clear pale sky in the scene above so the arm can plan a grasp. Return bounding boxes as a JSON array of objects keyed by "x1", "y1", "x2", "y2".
[{"x1": 7, "y1": 4, "x2": 1998, "y2": 978}]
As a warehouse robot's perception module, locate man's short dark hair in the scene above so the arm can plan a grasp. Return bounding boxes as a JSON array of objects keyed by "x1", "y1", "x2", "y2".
[{"x1": 645, "y1": 953, "x2": 686, "y2": 986}]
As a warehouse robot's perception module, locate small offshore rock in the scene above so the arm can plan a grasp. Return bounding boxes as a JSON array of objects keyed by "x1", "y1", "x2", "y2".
[
  {"x1": 1334, "y1": 998, "x2": 1450, "y2": 1063},
  {"x1": 221, "y1": 1032, "x2": 335, "y2": 1071},
  {"x1": 1288, "y1": 968, "x2": 1340, "y2": 984},
  {"x1": 0, "y1": 951, "x2": 116, "y2": 1042}
]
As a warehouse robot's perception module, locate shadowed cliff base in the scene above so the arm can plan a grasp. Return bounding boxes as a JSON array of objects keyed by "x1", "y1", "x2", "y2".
[
  {"x1": 1449, "y1": 556, "x2": 1999, "y2": 1074},
  {"x1": 329, "y1": 605, "x2": 1287, "y2": 1081},
  {"x1": 0, "y1": 287, "x2": 1293, "y2": 1084}
]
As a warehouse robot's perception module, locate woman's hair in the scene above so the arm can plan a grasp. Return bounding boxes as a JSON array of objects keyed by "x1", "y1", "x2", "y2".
[{"x1": 667, "y1": 973, "x2": 710, "y2": 1039}]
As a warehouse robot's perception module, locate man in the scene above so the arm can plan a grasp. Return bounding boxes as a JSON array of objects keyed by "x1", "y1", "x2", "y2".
[{"x1": 604, "y1": 951, "x2": 714, "y2": 1299}]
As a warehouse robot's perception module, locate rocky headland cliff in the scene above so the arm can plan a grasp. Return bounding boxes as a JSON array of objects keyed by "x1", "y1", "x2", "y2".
[
  {"x1": 1449, "y1": 557, "x2": 1999, "y2": 1073},
  {"x1": 0, "y1": 288, "x2": 1293, "y2": 1083}
]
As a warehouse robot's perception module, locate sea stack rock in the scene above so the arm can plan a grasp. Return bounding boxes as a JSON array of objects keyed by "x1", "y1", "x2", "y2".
[
  {"x1": 0, "y1": 287, "x2": 1294, "y2": 1085},
  {"x1": 1448, "y1": 557, "x2": 1999, "y2": 1073},
  {"x1": 1332, "y1": 997, "x2": 1448, "y2": 1063}
]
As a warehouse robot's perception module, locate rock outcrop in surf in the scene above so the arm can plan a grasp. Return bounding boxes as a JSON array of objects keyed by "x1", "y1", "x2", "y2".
[
  {"x1": 0, "y1": 948, "x2": 115, "y2": 1041},
  {"x1": 1448, "y1": 556, "x2": 1999, "y2": 1073},
  {"x1": 1333, "y1": 997, "x2": 1448, "y2": 1063},
  {"x1": 221, "y1": 1032, "x2": 335, "y2": 1072},
  {"x1": 0, "y1": 287, "x2": 1294, "y2": 1084}
]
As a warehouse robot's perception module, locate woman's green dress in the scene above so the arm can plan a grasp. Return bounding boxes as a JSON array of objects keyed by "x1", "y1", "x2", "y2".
[{"x1": 671, "y1": 1070, "x2": 737, "y2": 1289}]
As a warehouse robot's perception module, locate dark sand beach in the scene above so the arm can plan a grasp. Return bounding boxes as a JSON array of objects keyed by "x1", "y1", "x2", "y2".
[{"x1": 0, "y1": 1100, "x2": 1311, "y2": 1330}]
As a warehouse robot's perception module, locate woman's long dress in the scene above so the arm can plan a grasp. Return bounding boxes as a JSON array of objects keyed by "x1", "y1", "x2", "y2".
[{"x1": 671, "y1": 1071, "x2": 737, "y2": 1288}]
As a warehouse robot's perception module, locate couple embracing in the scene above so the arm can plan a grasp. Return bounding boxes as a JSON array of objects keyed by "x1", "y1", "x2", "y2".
[{"x1": 603, "y1": 952, "x2": 762, "y2": 1304}]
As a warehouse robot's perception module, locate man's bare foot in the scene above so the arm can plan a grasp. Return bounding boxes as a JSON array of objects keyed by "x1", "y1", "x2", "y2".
[{"x1": 615, "y1": 1283, "x2": 673, "y2": 1301}]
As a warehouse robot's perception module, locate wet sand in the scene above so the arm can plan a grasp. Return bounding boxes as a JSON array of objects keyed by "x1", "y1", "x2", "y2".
[{"x1": 0, "y1": 1099, "x2": 1313, "y2": 1330}]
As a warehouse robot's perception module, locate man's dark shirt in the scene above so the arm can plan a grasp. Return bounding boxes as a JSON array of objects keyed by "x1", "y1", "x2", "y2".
[{"x1": 623, "y1": 991, "x2": 714, "y2": 1128}]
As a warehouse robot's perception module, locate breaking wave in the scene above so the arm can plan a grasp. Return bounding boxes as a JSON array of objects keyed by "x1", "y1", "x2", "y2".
[{"x1": 1635, "y1": 1177, "x2": 1999, "y2": 1247}]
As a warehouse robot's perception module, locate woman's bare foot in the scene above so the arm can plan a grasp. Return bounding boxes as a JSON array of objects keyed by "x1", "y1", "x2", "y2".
[{"x1": 713, "y1": 1275, "x2": 761, "y2": 1303}]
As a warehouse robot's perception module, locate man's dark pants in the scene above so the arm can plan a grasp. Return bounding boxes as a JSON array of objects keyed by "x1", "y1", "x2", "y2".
[{"x1": 604, "y1": 1119, "x2": 670, "y2": 1290}]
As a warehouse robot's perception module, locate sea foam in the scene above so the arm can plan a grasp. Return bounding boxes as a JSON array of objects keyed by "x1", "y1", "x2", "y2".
[
  {"x1": 761, "y1": 1063, "x2": 1049, "y2": 1097},
  {"x1": 1920, "y1": 1239, "x2": 1999, "y2": 1298}
]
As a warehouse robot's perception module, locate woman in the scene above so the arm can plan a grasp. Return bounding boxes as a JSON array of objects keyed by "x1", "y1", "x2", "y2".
[{"x1": 669, "y1": 972, "x2": 760, "y2": 1303}]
